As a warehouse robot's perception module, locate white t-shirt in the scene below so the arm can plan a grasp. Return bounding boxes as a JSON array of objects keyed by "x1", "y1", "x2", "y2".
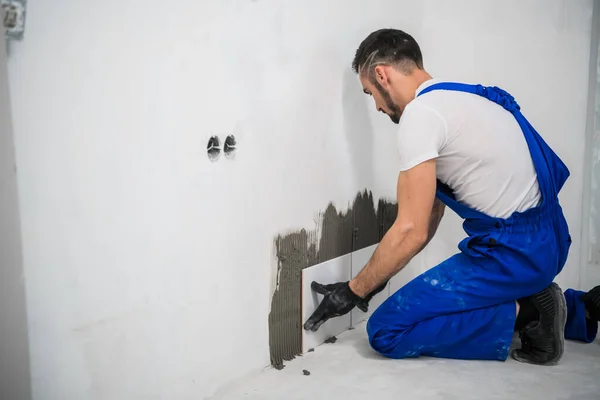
[{"x1": 396, "y1": 79, "x2": 541, "y2": 219}]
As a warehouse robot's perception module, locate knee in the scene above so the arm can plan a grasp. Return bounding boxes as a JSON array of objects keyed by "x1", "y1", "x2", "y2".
[
  {"x1": 366, "y1": 314, "x2": 414, "y2": 358},
  {"x1": 366, "y1": 316, "x2": 389, "y2": 354}
]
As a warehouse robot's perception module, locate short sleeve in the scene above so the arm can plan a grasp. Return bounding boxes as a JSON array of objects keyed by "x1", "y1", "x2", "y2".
[{"x1": 396, "y1": 102, "x2": 448, "y2": 171}]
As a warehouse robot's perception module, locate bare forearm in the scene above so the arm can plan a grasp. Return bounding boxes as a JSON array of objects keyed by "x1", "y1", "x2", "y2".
[
  {"x1": 422, "y1": 200, "x2": 445, "y2": 248},
  {"x1": 349, "y1": 225, "x2": 425, "y2": 298},
  {"x1": 349, "y1": 201, "x2": 444, "y2": 298}
]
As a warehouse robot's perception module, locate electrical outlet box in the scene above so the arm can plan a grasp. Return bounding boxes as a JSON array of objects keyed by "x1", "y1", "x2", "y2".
[{"x1": 1, "y1": 0, "x2": 26, "y2": 40}]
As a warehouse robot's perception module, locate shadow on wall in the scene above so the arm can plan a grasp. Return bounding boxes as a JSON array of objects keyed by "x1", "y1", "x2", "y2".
[
  {"x1": 342, "y1": 67, "x2": 376, "y2": 190},
  {"x1": 268, "y1": 190, "x2": 397, "y2": 370},
  {"x1": 266, "y1": 68, "x2": 388, "y2": 370}
]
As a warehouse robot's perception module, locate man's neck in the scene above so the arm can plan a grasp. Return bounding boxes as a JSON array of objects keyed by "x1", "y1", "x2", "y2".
[{"x1": 412, "y1": 70, "x2": 433, "y2": 91}]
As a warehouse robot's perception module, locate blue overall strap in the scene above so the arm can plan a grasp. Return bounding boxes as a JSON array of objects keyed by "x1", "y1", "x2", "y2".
[{"x1": 417, "y1": 82, "x2": 570, "y2": 206}]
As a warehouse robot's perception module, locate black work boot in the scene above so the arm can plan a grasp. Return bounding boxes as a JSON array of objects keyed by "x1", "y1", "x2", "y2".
[
  {"x1": 514, "y1": 295, "x2": 539, "y2": 332},
  {"x1": 511, "y1": 282, "x2": 567, "y2": 366},
  {"x1": 582, "y1": 285, "x2": 600, "y2": 321}
]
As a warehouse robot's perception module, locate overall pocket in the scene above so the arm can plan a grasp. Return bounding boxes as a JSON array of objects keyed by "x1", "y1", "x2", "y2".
[
  {"x1": 555, "y1": 214, "x2": 572, "y2": 272},
  {"x1": 459, "y1": 232, "x2": 500, "y2": 258}
]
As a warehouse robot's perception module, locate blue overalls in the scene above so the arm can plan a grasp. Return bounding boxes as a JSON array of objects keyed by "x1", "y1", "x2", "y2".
[
  {"x1": 564, "y1": 288, "x2": 598, "y2": 343},
  {"x1": 366, "y1": 82, "x2": 580, "y2": 360}
]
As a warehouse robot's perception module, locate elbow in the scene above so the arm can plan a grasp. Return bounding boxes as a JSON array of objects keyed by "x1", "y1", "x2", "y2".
[
  {"x1": 409, "y1": 229, "x2": 429, "y2": 251},
  {"x1": 390, "y1": 221, "x2": 429, "y2": 252}
]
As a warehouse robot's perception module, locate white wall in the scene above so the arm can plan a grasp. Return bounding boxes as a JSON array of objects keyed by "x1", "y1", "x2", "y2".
[
  {"x1": 581, "y1": 0, "x2": 600, "y2": 290},
  {"x1": 6, "y1": 0, "x2": 593, "y2": 398},
  {"x1": 0, "y1": 11, "x2": 31, "y2": 399}
]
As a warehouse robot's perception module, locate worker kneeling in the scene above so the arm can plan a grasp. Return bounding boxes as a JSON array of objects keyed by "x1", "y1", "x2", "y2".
[{"x1": 303, "y1": 29, "x2": 592, "y2": 366}]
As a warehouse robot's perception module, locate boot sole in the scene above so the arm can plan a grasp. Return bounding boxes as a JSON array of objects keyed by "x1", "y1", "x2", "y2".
[{"x1": 511, "y1": 282, "x2": 567, "y2": 366}]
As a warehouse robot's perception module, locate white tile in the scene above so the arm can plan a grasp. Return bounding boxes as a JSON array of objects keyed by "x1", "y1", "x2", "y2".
[
  {"x1": 350, "y1": 244, "x2": 390, "y2": 327},
  {"x1": 301, "y1": 254, "x2": 352, "y2": 353}
]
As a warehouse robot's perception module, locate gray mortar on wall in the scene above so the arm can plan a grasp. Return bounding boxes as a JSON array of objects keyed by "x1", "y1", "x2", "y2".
[{"x1": 268, "y1": 190, "x2": 397, "y2": 369}]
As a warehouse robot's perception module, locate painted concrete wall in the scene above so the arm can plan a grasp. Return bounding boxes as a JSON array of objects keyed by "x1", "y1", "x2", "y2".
[
  {"x1": 5, "y1": 0, "x2": 593, "y2": 398},
  {"x1": 0, "y1": 13, "x2": 32, "y2": 399},
  {"x1": 581, "y1": 0, "x2": 600, "y2": 290}
]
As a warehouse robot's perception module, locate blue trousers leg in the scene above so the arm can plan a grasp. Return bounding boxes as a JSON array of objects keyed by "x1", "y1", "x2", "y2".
[
  {"x1": 564, "y1": 289, "x2": 597, "y2": 343},
  {"x1": 367, "y1": 251, "x2": 554, "y2": 361}
]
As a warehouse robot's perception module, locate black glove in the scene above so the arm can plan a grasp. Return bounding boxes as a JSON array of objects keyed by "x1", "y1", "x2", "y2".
[
  {"x1": 303, "y1": 281, "x2": 363, "y2": 332},
  {"x1": 303, "y1": 280, "x2": 389, "y2": 332},
  {"x1": 582, "y1": 285, "x2": 600, "y2": 321}
]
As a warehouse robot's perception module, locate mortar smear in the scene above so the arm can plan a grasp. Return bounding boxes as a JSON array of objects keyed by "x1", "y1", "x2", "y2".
[{"x1": 268, "y1": 190, "x2": 397, "y2": 369}]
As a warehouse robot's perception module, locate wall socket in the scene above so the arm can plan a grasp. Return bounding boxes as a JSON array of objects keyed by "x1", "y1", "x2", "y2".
[
  {"x1": 1, "y1": 0, "x2": 26, "y2": 40},
  {"x1": 206, "y1": 135, "x2": 236, "y2": 162}
]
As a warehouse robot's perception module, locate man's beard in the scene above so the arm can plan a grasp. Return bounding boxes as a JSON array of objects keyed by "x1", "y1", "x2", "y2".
[{"x1": 374, "y1": 80, "x2": 401, "y2": 124}]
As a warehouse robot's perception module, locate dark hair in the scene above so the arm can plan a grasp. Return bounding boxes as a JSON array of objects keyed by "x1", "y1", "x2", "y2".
[{"x1": 352, "y1": 29, "x2": 423, "y2": 78}]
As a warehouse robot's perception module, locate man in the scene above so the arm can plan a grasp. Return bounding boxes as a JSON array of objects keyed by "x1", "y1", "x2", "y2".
[{"x1": 303, "y1": 28, "x2": 599, "y2": 365}]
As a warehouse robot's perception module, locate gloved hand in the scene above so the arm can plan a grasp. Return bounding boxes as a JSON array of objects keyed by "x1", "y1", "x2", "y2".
[
  {"x1": 303, "y1": 281, "x2": 363, "y2": 332},
  {"x1": 582, "y1": 285, "x2": 600, "y2": 321},
  {"x1": 303, "y1": 280, "x2": 388, "y2": 332}
]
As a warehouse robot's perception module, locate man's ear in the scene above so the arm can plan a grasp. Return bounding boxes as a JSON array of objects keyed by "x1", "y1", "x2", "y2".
[{"x1": 374, "y1": 65, "x2": 389, "y2": 88}]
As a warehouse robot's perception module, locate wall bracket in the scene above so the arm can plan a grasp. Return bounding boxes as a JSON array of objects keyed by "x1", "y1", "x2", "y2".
[{"x1": 1, "y1": 0, "x2": 26, "y2": 40}]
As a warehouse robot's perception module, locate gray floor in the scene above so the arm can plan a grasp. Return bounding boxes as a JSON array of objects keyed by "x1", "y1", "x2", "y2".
[{"x1": 210, "y1": 322, "x2": 600, "y2": 400}]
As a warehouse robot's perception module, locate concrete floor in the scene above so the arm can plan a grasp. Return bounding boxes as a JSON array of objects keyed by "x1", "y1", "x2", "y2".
[{"x1": 210, "y1": 322, "x2": 600, "y2": 400}]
